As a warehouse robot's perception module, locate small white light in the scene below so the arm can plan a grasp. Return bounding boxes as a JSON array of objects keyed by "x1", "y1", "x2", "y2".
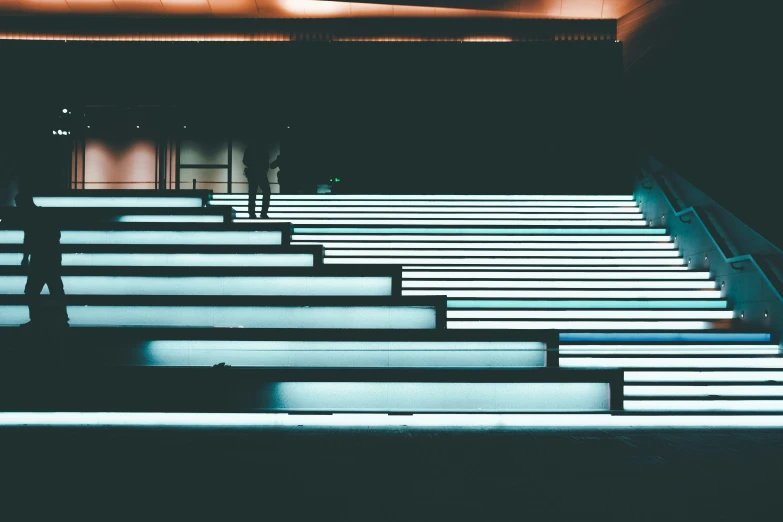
[
  {"x1": 62, "y1": 109, "x2": 67, "y2": 113},
  {"x1": 721, "y1": 281, "x2": 725, "y2": 288},
  {"x1": 136, "y1": 125, "x2": 140, "y2": 129},
  {"x1": 57, "y1": 130, "x2": 62, "y2": 135},
  {"x1": 52, "y1": 131, "x2": 56, "y2": 135},
  {"x1": 688, "y1": 259, "x2": 691, "y2": 264},
  {"x1": 765, "y1": 311, "x2": 769, "y2": 318},
  {"x1": 741, "y1": 312, "x2": 745, "y2": 319},
  {"x1": 87, "y1": 126, "x2": 90, "y2": 129},
  {"x1": 705, "y1": 255, "x2": 708, "y2": 261}
]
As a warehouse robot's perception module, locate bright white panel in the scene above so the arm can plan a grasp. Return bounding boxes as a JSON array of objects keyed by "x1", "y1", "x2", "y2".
[
  {"x1": 268, "y1": 382, "x2": 609, "y2": 412},
  {"x1": 448, "y1": 310, "x2": 733, "y2": 320},
  {"x1": 561, "y1": 345, "x2": 780, "y2": 355},
  {"x1": 33, "y1": 197, "x2": 203, "y2": 208},
  {"x1": 625, "y1": 371, "x2": 783, "y2": 382},
  {"x1": 232, "y1": 205, "x2": 642, "y2": 213},
  {"x1": 294, "y1": 235, "x2": 667, "y2": 242},
  {"x1": 145, "y1": 340, "x2": 547, "y2": 368},
  {"x1": 0, "y1": 230, "x2": 282, "y2": 246},
  {"x1": 116, "y1": 215, "x2": 224, "y2": 223},
  {"x1": 294, "y1": 228, "x2": 666, "y2": 235},
  {"x1": 625, "y1": 385, "x2": 783, "y2": 397},
  {"x1": 406, "y1": 290, "x2": 722, "y2": 298},
  {"x1": 403, "y1": 266, "x2": 690, "y2": 271},
  {"x1": 12, "y1": 412, "x2": 783, "y2": 429},
  {"x1": 0, "y1": 305, "x2": 437, "y2": 329},
  {"x1": 448, "y1": 300, "x2": 727, "y2": 309},
  {"x1": 0, "y1": 276, "x2": 391, "y2": 296},
  {"x1": 404, "y1": 280, "x2": 714, "y2": 289},
  {"x1": 323, "y1": 249, "x2": 678, "y2": 258},
  {"x1": 562, "y1": 358, "x2": 783, "y2": 368},
  {"x1": 403, "y1": 271, "x2": 708, "y2": 279},
  {"x1": 212, "y1": 194, "x2": 636, "y2": 200},
  {"x1": 448, "y1": 320, "x2": 715, "y2": 330},
  {"x1": 625, "y1": 400, "x2": 783, "y2": 412},
  {"x1": 240, "y1": 212, "x2": 644, "y2": 220},
  {"x1": 327, "y1": 258, "x2": 685, "y2": 266},
  {"x1": 55, "y1": 253, "x2": 313, "y2": 267},
  {"x1": 295, "y1": 241, "x2": 673, "y2": 250},
  {"x1": 247, "y1": 219, "x2": 646, "y2": 226}
]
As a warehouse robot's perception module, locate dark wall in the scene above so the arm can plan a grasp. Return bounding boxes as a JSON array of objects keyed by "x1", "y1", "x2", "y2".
[
  {"x1": 0, "y1": 40, "x2": 623, "y2": 196},
  {"x1": 619, "y1": 0, "x2": 781, "y2": 246}
]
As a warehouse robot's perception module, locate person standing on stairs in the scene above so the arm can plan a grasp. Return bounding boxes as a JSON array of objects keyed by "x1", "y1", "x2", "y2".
[
  {"x1": 244, "y1": 141, "x2": 271, "y2": 219},
  {"x1": 15, "y1": 192, "x2": 69, "y2": 329}
]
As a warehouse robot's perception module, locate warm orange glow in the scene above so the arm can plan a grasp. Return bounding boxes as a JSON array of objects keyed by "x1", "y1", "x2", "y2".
[
  {"x1": 0, "y1": 32, "x2": 293, "y2": 41},
  {"x1": 0, "y1": 0, "x2": 637, "y2": 19}
]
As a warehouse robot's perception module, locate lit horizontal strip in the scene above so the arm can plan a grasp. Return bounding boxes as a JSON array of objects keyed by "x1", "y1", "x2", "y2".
[
  {"x1": 223, "y1": 205, "x2": 642, "y2": 213},
  {"x1": 0, "y1": 253, "x2": 314, "y2": 268},
  {"x1": 625, "y1": 400, "x2": 783, "y2": 412},
  {"x1": 448, "y1": 310, "x2": 733, "y2": 319},
  {"x1": 406, "y1": 290, "x2": 721, "y2": 298},
  {"x1": 625, "y1": 385, "x2": 783, "y2": 397},
  {"x1": 0, "y1": 230, "x2": 283, "y2": 246},
  {"x1": 249, "y1": 219, "x2": 646, "y2": 226},
  {"x1": 12, "y1": 412, "x2": 783, "y2": 429},
  {"x1": 323, "y1": 249, "x2": 679, "y2": 258},
  {"x1": 561, "y1": 345, "x2": 778, "y2": 355},
  {"x1": 213, "y1": 199, "x2": 638, "y2": 208},
  {"x1": 0, "y1": 276, "x2": 392, "y2": 296},
  {"x1": 448, "y1": 300, "x2": 728, "y2": 309},
  {"x1": 404, "y1": 266, "x2": 690, "y2": 271},
  {"x1": 294, "y1": 234, "x2": 670, "y2": 242},
  {"x1": 449, "y1": 321, "x2": 715, "y2": 330},
  {"x1": 294, "y1": 228, "x2": 666, "y2": 235},
  {"x1": 404, "y1": 280, "x2": 713, "y2": 289},
  {"x1": 255, "y1": 382, "x2": 609, "y2": 412},
  {"x1": 33, "y1": 197, "x2": 203, "y2": 208},
  {"x1": 405, "y1": 271, "x2": 708, "y2": 279},
  {"x1": 562, "y1": 332, "x2": 772, "y2": 342},
  {"x1": 0, "y1": 306, "x2": 437, "y2": 329},
  {"x1": 115, "y1": 215, "x2": 224, "y2": 223},
  {"x1": 146, "y1": 340, "x2": 547, "y2": 368},
  {"x1": 295, "y1": 241, "x2": 674, "y2": 250},
  {"x1": 213, "y1": 194, "x2": 636, "y2": 201},
  {"x1": 625, "y1": 371, "x2": 783, "y2": 382},
  {"x1": 326, "y1": 259, "x2": 685, "y2": 266},
  {"x1": 561, "y1": 358, "x2": 783, "y2": 368},
  {"x1": 238, "y1": 212, "x2": 644, "y2": 220}
]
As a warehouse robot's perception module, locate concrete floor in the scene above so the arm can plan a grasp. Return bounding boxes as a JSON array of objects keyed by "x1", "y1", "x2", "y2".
[{"x1": 1, "y1": 426, "x2": 782, "y2": 520}]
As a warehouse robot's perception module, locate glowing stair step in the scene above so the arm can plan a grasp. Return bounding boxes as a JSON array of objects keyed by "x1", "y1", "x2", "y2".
[
  {"x1": 404, "y1": 270, "x2": 709, "y2": 279},
  {"x1": 0, "y1": 246, "x2": 324, "y2": 268},
  {"x1": 249, "y1": 219, "x2": 647, "y2": 226},
  {"x1": 212, "y1": 194, "x2": 636, "y2": 201},
  {"x1": 0, "y1": 367, "x2": 621, "y2": 413},
  {"x1": 0, "y1": 296, "x2": 444, "y2": 329},
  {"x1": 238, "y1": 212, "x2": 645, "y2": 220},
  {"x1": 448, "y1": 320, "x2": 726, "y2": 330},
  {"x1": 560, "y1": 344, "x2": 780, "y2": 355},
  {"x1": 623, "y1": 400, "x2": 783, "y2": 412},
  {"x1": 404, "y1": 280, "x2": 715, "y2": 289},
  {"x1": 447, "y1": 299, "x2": 728, "y2": 309},
  {"x1": 0, "y1": 267, "x2": 401, "y2": 296},
  {"x1": 0, "y1": 223, "x2": 291, "y2": 246},
  {"x1": 448, "y1": 310, "x2": 733, "y2": 320},
  {"x1": 32, "y1": 191, "x2": 209, "y2": 208},
  {"x1": 0, "y1": 207, "x2": 232, "y2": 224},
  {"x1": 294, "y1": 241, "x2": 674, "y2": 249},
  {"x1": 293, "y1": 227, "x2": 668, "y2": 235},
  {"x1": 327, "y1": 258, "x2": 684, "y2": 266},
  {"x1": 405, "y1": 289, "x2": 721, "y2": 298},
  {"x1": 560, "y1": 357, "x2": 783, "y2": 368},
  {"x1": 294, "y1": 234, "x2": 668, "y2": 241},
  {"x1": 224, "y1": 205, "x2": 643, "y2": 213},
  {"x1": 317, "y1": 249, "x2": 679, "y2": 258},
  {"x1": 0, "y1": 329, "x2": 556, "y2": 369}
]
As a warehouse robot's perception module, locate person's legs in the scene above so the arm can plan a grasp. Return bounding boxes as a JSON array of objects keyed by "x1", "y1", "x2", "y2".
[
  {"x1": 23, "y1": 269, "x2": 46, "y2": 325},
  {"x1": 260, "y1": 174, "x2": 271, "y2": 218},
  {"x1": 248, "y1": 180, "x2": 258, "y2": 219},
  {"x1": 44, "y1": 265, "x2": 69, "y2": 326}
]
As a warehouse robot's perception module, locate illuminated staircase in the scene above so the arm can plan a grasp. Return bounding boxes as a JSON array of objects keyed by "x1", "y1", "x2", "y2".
[{"x1": 209, "y1": 193, "x2": 781, "y2": 413}]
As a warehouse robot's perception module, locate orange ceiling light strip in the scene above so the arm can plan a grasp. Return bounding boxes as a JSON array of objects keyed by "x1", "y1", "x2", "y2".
[{"x1": 0, "y1": 32, "x2": 292, "y2": 41}]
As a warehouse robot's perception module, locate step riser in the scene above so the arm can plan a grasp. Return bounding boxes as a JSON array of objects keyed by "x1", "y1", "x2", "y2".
[
  {"x1": 0, "y1": 231, "x2": 284, "y2": 246},
  {"x1": 0, "y1": 253, "x2": 315, "y2": 267}
]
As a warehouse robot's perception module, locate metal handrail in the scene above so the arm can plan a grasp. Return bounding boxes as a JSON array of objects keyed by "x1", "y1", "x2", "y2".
[{"x1": 642, "y1": 170, "x2": 783, "y2": 304}]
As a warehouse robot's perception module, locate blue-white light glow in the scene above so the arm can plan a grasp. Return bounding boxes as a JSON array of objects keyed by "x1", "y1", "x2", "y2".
[
  {"x1": 0, "y1": 253, "x2": 315, "y2": 268},
  {"x1": 144, "y1": 340, "x2": 547, "y2": 368},
  {"x1": 447, "y1": 300, "x2": 727, "y2": 309},
  {"x1": 212, "y1": 194, "x2": 635, "y2": 201},
  {"x1": 625, "y1": 385, "x2": 783, "y2": 397},
  {"x1": 34, "y1": 197, "x2": 203, "y2": 208},
  {"x1": 560, "y1": 344, "x2": 779, "y2": 355},
  {"x1": 294, "y1": 228, "x2": 666, "y2": 235},
  {"x1": 115, "y1": 215, "x2": 224, "y2": 223},
  {"x1": 0, "y1": 230, "x2": 283, "y2": 246},
  {"x1": 448, "y1": 320, "x2": 716, "y2": 330},
  {"x1": 9, "y1": 412, "x2": 783, "y2": 429},
  {"x1": 561, "y1": 358, "x2": 783, "y2": 368},
  {"x1": 0, "y1": 305, "x2": 438, "y2": 329},
  {"x1": 625, "y1": 371, "x2": 783, "y2": 382},
  {"x1": 625, "y1": 400, "x2": 783, "y2": 412},
  {"x1": 406, "y1": 290, "x2": 721, "y2": 298},
  {"x1": 405, "y1": 270, "x2": 708, "y2": 280},
  {"x1": 561, "y1": 332, "x2": 772, "y2": 342},
  {"x1": 227, "y1": 205, "x2": 642, "y2": 213},
  {"x1": 321, "y1": 249, "x2": 679, "y2": 258},
  {"x1": 295, "y1": 241, "x2": 674, "y2": 250},
  {"x1": 265, "y1": 381, "x2": 609, "y2": 412},
  {"x1": 250, "y1": 219, "x2": 647, "y2": 226},
  {"x1": 404, "y1": 280, "x2": 714, "y2": 289},
  {"x1": 328, "y1": 258, "x2": 685, "y2": 266},
  {"x1": 0, "y1": 276, "x2": 392, "y2": 296},
  {"x1": 448, "y1": 310, "x2": 733, "y2": 320},
  {"x1": 237, "y1": 212, "x2": 644, "y2": 220},
  {"x1": 294, "y1": 234, "x2": 668, "y2": 241}
]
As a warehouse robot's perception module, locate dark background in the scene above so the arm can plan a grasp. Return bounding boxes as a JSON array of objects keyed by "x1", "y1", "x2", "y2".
[{"x1": 0, "y1": 40, "x2": 624, "y2": 195}]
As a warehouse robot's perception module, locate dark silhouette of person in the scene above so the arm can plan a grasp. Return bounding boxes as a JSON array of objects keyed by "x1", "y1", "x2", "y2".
[
  {"x1": 243, "y1": 143, "x2": 270, "y2": 219},
  {"x1": 15, "y1": 192, "x2": 69, "y2": 328}
]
